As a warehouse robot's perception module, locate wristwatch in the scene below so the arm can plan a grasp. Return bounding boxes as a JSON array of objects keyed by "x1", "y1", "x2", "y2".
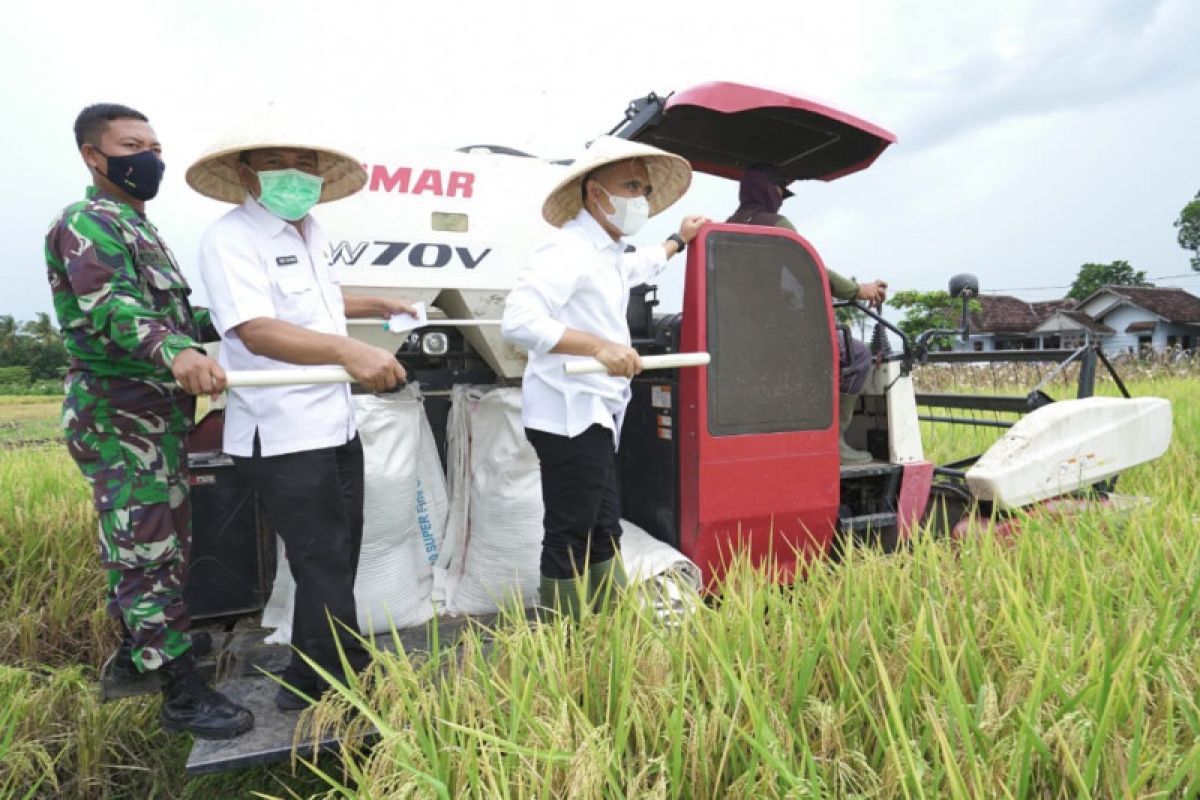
[{"x1": 667, "y1": 233, "x2": 687, "y2": 253}]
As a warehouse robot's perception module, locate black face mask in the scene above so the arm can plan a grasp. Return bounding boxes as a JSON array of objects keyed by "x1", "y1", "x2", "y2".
[{"x1": 98, "y1": 149, "x2": 165, "y2": 201}]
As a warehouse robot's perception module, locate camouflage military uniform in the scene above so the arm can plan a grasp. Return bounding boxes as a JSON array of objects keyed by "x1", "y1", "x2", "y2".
[{"x1": 45, "y1": 186, "x2": 213, "y2": 673}]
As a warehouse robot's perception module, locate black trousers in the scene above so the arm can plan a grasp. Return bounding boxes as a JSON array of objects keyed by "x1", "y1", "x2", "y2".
[
  {"x1": 525, "y1": 424, "x2": 622, "y2": 580},
  {"x1": 839, "y1": 334, "x2": 873, "y2": 396},
  {"x1": 234, "y1": 434, "x2": 370, "y2": 693}
]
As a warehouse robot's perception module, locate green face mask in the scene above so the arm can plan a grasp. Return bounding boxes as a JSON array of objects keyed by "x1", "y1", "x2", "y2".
[{"x1": 255, "y1": 168, "x2": 324, "y2": 221}]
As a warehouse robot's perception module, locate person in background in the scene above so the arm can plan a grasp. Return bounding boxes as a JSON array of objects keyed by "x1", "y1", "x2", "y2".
[
  {"x1": 44, "y1": 103, "x2": 253, "y2": 739},
  {"x1": 727, "y1": 163, "x2": 888, "y2": 464}
]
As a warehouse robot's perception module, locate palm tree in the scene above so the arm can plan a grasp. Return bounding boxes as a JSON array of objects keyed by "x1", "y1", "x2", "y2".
[
  {"x1": 0, "y1": 315, "x2": 16, "y2": 361},
  {"x1": 21, "y1": 312, "x2": 60, "y2": 347}
]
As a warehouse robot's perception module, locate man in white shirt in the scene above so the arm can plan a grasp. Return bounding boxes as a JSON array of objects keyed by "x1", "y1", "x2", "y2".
[
  {"x1": 188, "y1": 129, "x2": 412, "y2": 710},
  {"x1": 502, "y1": 136, "x2": 706, "y2": 619}
]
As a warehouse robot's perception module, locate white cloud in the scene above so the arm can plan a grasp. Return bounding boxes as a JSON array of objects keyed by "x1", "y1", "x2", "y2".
[
  {"x1": 874, "y1": 0, "x2": 1200, "y2": 150},
  {"x1": 2, "y1": 0, "x2": 1198, "y2": 321}
]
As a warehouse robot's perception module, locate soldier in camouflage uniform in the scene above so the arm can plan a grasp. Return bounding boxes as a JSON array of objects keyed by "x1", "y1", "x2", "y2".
[{"x1": 44, "y1": 103, "x2": 253, "y2": 739}]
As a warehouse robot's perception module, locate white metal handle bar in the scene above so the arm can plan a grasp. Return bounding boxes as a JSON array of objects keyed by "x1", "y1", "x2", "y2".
[
  {"x1": 345, "y1": 319, "x2": 503, "y2": 329},
  {"x1": 563, "y1": 352, "x2": 711, "y2": 376},
  {"x1": 223, "y1": 367, "x2": 356, "y2": 388},
  {"x1": 211, "y1": 352, "x2": 709, "y2": 388}
]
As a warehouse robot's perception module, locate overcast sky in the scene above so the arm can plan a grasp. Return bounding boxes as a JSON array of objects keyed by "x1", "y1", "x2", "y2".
[{"x1": 3, "y1": 0, "x2": 1198, "y2": 321}]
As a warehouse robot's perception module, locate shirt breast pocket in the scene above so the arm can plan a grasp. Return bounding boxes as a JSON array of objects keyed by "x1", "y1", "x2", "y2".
[{"x1": 274, "y1": 272, "x2": 321, "y2": 325}]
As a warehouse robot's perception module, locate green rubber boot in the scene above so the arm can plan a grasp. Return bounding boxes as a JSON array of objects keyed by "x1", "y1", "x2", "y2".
[
  {"x1": 539, "y1": 574, "x2": 586, "y2": 621},
  {"x1": 839, "y1": 394, "x2": 872, "y2": 465},
  {"x1": 587, "y1": 558, "x2": 628, "y2": 612}
]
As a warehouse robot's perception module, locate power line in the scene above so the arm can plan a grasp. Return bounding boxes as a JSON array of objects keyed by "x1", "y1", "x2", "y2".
[
  {"x1": 983, "y1": 284, "x2": 1071, "y2": 292},
  {"x1": 977, "y1": 271, "x2": 1200, "y2": 294},
  {"x1": 896, "y1": 269, "x2": 1200, "y2": 295},
  {"x1": 1148, "y1": 272, "x2": 1200, "y2": 280}
]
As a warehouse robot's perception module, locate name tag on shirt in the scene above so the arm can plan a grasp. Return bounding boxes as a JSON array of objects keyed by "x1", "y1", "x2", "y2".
[{"x1": 276, "y1": 255, "x2": 299, "y2": 266}]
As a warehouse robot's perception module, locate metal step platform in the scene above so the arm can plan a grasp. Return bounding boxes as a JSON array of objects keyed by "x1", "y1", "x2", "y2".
[
  {"x1": 100, "y1": 613, "x2": 527, "y2": 775},
  {"x1": 837, "y1": 511, "x2": 899, "y2": 534},
  {"x1": 837, "y1": 461, "x2": 904, "y2": 554},
  {"x1": 838, "y1": 461, "x2": 903, "y2": 480}
]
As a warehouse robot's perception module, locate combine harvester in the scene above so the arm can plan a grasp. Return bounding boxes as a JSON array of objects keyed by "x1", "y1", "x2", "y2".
[{"x1": 101, "y1": 82, "x2": 1171, "y2": 773}]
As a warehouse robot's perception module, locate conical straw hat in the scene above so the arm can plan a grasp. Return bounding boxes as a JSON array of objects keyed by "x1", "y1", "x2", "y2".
[
  {"x1": 186, "y1": 111, "x2": 366, "y2": 204},
  {"x1": 542, "y1": 135, "x2": 692, "y2": 228}
]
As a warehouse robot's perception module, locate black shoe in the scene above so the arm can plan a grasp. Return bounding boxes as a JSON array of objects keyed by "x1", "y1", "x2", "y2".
[
  {"x1": 109, "y1": 640, "x2": 159, "y2": 685},
  {"x1": 159, "y1": 654, "x2": 254, "y2": 739},
  {"x1": 189, "y1": 631, "x2": 214, "y2": 659},
  {"x1": 110, "y1": 630, "x2": 213, "y2": 683},
  {"x1": 274, "y1": 684, "x2": 318, "y2": 712}
]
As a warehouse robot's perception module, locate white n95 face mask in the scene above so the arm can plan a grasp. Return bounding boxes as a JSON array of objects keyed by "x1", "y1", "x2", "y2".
[{"x1": 598, "y1": 185, "x2": 650, "y2": 235}]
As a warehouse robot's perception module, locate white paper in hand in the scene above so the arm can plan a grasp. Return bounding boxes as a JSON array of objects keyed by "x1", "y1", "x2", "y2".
[{"x1": 387, "y1": 302, "x2": 428, "y2": 333}]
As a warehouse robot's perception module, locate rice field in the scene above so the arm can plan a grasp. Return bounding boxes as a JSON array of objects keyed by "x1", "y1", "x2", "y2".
[
  {"x1": 1, "y1": 368, "x2": 1198, "y2": 798},
  {"x1": 0, "y1": 397, "x2": 62, "y2": 449}
]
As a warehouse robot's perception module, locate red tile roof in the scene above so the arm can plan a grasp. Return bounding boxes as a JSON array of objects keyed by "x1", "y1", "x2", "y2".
[
  {"x1": 1091, "y1": 285, "x2": 1200, "y2": 324},
  {"x1": 1031, "y1": 299, "x2": 1074, "y2": 322},
  {"x1": 971, "y1": 295, "x2": 1041, "y2": 333},
  {"x1": 972, "y1": 286, "x2": 1200, "y2": 336}
]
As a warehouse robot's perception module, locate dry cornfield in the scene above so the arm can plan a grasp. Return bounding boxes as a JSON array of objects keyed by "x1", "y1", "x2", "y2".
[{"x1": 911, "y1": 349, "x2": 1200, "y2": 394}]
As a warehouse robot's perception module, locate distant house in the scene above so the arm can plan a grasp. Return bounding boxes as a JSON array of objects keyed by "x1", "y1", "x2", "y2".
[
  {"x1": 1028, "y1": 310, "x2": 1115, "y2": 350},
  {"x1": 956, "y1": 285, "x2": 1200, "y2": 353},
  {"x1": 1073, "y1": 286, "x2": 1200, "y2": 353},
  {"x1": 962, "y1": 295, "x2": 1041, "y2": 352}
]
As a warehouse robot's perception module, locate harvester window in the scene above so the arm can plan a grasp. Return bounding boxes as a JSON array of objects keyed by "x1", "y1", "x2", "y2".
[{"x1": 705, "y1": 232, "x2": 834, "y2": 436}]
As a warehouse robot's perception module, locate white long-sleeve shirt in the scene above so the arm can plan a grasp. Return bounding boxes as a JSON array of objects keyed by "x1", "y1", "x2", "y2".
[
  {"x1": 501, "y1": 208, "x2": 672, "y2": 443},
  {"x1": 198, "y1": 197, "x2": 355, "y2": 457}
]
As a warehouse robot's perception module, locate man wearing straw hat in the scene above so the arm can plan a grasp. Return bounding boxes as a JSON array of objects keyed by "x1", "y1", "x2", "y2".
[
  {"x1": 44, "y1": 103, "x2": 254, "y2": 739},
  {"x1": 189, "y1": 124, "x2": 412, "y2": 711},
  {"x1": 502, "y1": 135, "x2": 707, "y2": 619}
]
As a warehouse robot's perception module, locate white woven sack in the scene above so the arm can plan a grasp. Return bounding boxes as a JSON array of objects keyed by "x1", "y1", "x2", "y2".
[
  {"x1": 261, "y1": 535, "x2": 292, "y2": 643},
  {"x1": 439, "y1": 387, "x2": 543, "y2": 615},
  {"x1": 353, "y1": 392, "x2": 446, "y2": 633},
  {"x1": 619, "y1": 519, "x2": 702, "y2": 619}
]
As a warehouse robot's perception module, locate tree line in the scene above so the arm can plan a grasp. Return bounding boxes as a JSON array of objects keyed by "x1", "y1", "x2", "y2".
[
  {"x1": 889, "y1": 192, "x2": 1200, "y2": 343},
  {"x1": 889, "y1": 260, "x2": 1151, "y2": 345},
  {"x1": 0, "y1": 313, "x2": 68, "y2": 385},
  {"x1": 3, "y1": 191, "x2": 1198, "y2": 384}
]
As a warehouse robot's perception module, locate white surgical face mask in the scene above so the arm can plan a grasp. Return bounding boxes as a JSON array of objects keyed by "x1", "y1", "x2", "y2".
[{"x1": 597, "y1": 184, "x2": 650, "y2": 235}]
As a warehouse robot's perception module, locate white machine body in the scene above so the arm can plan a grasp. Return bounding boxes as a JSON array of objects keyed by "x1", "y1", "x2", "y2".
[{"x1": 316, "y1": 147, "x2": 567, "y2": 379}]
